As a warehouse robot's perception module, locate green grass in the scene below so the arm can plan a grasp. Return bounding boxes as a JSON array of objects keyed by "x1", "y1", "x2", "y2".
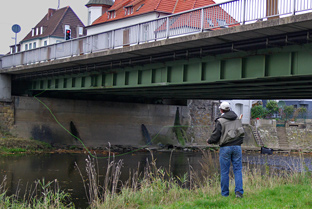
[
  {"x1": 163, "y1": 183, "x2": 312, "y2": 209},
  {"x1": 96, "y1": 165, "x2": 312, "y2": 209}
]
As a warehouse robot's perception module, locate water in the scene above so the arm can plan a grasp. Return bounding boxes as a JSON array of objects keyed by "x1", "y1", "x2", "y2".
[{"x1": 0, "y1": 151, "x2": 311, "y2": 208}]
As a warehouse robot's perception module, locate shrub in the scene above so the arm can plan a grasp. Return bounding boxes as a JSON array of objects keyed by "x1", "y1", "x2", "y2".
[
  {"x1": 266, "y1": 100, "x2": 279, "y2": 117},
  {"x1": 251, "y1": 105, "x2": 267, "y2": 119},
  {"x1": 284, "y1": 105, "x2": 295, "y2": 120}
]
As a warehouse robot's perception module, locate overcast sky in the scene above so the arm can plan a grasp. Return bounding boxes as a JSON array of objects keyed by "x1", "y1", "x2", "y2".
[
  {"x1": 0, "y1": 0, "x2": 88, "y2": 54},
  {"x1": 0, "y1": 0, "x2": 227, "y2": 55}
]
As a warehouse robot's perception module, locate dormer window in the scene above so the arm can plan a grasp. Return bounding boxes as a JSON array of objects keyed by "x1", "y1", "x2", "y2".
[
  {"x1": 108, "y1": 10, "x2": 116, "y2": 19},
  {"x1": 125, "y1": 6, "x2": 133, "y2": 15},
  {"x1": 136, "y1": 4, "x2": 144, "y2": 11}
]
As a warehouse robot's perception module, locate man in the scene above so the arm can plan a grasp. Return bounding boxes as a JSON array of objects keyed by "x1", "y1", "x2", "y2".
[{"x1": 207, "y1": 101, "x2": 244, "y2": 198}]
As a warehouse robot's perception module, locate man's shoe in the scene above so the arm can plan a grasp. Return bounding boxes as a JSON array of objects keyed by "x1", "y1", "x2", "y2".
[{"x1": 235, "y1": 192, "x2": 243, "y2": 198}]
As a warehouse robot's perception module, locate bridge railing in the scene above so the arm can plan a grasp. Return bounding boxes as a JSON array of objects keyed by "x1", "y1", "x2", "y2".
[{"x1": 1, "y1": 0, "x2": 312, "y2": 69}]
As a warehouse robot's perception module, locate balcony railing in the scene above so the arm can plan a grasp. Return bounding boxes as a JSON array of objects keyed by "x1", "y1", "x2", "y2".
[{"x1": 1, "y1": 0, "x2": 312, "y2": 69}]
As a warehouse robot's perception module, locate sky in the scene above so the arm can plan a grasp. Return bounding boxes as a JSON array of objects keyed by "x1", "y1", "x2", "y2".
[
  {"x1": 0, "y1": 0, "x2": 88, "y2": 55},
  {"x1": 0, "y1": 0, "x2": 227, "y2": 55}
]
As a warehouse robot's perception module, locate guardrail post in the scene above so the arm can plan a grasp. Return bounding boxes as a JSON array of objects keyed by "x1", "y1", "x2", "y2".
[
  {"x1": 242, "y1": 0, "x2": 246, "y2": 24},
  {"x1": 112, "y1": 30, "x2": 115, "y2": 49},
  {"x1": 70, "y1": 40, "x2": 73, "y2": 56},
  {"x1": 137, "y1": 24, "x2": 141, "y2": 44},
  {"x1": 292, "y1": 0, "x2": 296, "y2": 15},
  {"x1": 90, "y1": 35, "x2": 93, "y2": 53},
  {"x1": 201, "y1": 8, "x2": 204, "y2": 32},
  {"x1": 54, "y1": 44, "x2": 57, "y2": 60},
  {"x1": 166, "y1": 17, "x2": 170, "y2": 39}
]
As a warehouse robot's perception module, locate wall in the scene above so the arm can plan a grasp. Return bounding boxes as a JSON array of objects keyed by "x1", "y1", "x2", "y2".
[
  {"x1": 0, "y1": 101, "x2": 14, "y2": 132},
  {"x1": 255, "y1": 119, "x2": 312, "y2": 150},
  {"x1": 87, "y1": 13, "x2": 159, "y2": 35},
  {"x1": 0, "y1": 97, "x2": 260, "y2": 148},
  {"x1": 0, "y1": 74, "x2": 11, "y2": 101},
  {"x1": 10, "y1": 96, "x2": 192, "y2": 147}
]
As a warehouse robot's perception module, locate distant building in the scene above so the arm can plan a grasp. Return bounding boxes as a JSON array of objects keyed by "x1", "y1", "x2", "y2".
[
  {"x1": 221, "y1": 100, "x2": 260, "y2": 124},
  {"x1": 86, "y1": 0, "x2": 114, "y2": 26},
  {"x1": 85, "y1": 0, "x2": 233, "y2": 38},
  {"x1": 20, "y1": 6, "x2": 86, "y2": 52}
]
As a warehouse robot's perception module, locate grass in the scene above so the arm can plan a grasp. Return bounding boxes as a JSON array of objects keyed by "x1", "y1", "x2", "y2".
[
  {"x1": 0, "y1": 130, "x2": 52, "y2": 155},
  {"x1": 0, "y1": 149, "x2": 311, "y2": 208},
  {"x1": 75, "y1": 150, "x2": 312, "y2": 209}
]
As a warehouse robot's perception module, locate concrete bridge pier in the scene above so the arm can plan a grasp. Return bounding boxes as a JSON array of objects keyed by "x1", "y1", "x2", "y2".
[{"x1": 0, "y1": 74, "x2": 11, "y2": 101}]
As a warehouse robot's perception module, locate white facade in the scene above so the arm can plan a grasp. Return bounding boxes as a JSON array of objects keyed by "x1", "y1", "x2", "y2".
[
  {"x1": 87, "y1": 13, "x2": 165, "y2": 35},
  {"x1": 22, "y1": 37, "x2": 64, "y2": 51},
  {"x1": 221, "y1": 100, "x2": 259, "y2": 124},
  {"x1": 88, "y1": 6, "x2": 104, "y2": 26}
]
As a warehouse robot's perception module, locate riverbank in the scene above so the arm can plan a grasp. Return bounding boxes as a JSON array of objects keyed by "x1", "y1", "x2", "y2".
[{"x1": 0, "y1": 131, "x2": 52, "y2": 155}]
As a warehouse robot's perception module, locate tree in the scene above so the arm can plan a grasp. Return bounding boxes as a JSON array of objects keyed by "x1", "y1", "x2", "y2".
[
  {"x1": 283, "y1": 105, "x2": 295, "y2": 120},
  {"x1": 251, "y1": 105, "x2": 267, "y2": 119},
  {"x1": 266, "y1": 100, "x2": 279, "y2": 117},
  {"x1": 298, "y1": 107, "x2": 307, "y2": 119}
]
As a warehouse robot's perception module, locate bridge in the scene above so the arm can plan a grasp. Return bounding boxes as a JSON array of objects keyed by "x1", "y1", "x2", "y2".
[{"x1": 2, "y1": 0, "x2": 312, "y2": 100}]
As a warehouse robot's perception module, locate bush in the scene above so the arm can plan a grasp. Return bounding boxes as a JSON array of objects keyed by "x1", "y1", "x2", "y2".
[
  {"x1": 251, "y1": 105, "x2": 267, "y2": 119},
  {"x1": 266, "y1": 100, "x2": 279, "y2": 117},
  {"x1": 284, "y1": 105, "x2": 295, "y2": 120}
]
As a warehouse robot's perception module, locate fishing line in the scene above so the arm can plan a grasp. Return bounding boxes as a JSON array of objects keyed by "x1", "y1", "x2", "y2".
[{"x1": 34, "y1": 89, "x2": 210, "y2": 159}]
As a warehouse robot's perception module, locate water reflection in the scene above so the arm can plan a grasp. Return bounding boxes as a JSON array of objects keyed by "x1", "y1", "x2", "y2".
[{"x1": 0, "y1": 151, "x2": 311, "y2": 208}]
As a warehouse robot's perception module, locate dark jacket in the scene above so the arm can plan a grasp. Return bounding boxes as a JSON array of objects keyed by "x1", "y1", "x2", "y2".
[{"x1": 207, "y1": 111, "x2": 244, "y2": 147}]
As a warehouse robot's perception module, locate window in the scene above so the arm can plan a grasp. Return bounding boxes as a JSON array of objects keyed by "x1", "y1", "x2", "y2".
[
  {"x1": 108, "y1": 11, "x2": 116, "y2": 19},
  {"x1": 25, "y1": 44, "x2": 28, "y2": 50},
  {"x1": 88, "y1": 11, "x2": 91, "y2": 25},
  {"x1": 300, "y1": 104, "x2": 308, "y2": 108},
  {"x1": 78, "y1": 27, "x2": 83, "y2": 36},
  {"x1": 207, "y1": 18, "x2": 214, "y2": 27},
  {"x1": 36, "y1": 28, "x2": 39, "y2": 35},
  {"x1": 136, "y1": 4, "x2": 144, "y2": 11},
  {"x1": 40, "y1": 26, "x2": 44, "y2": 34},
  {"x1": 125, "y1": 6, "x2": 133, "y2": 15},
  {"x1": 217, "y1": 19, "x2": 227, "y2": 27},
  {"x1": 29, "y1": 43, "x2": 32, "y2": 50},
  {"x1": 142, "y1": 24, "x2": 149, "y2": 42},
  {"x1": 33, "y1": 42, "x2": 36, "y2": 49},
  {"x1": 44, "y1": 40, "x2": 47, "y2": 46},
  {"x1": 32, "y1": 28, "x2": 35, "y2": 36}
]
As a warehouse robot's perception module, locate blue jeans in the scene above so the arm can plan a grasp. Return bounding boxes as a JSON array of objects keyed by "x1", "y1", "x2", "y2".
[{"x1": 219, "y1": 146, "x2": 244, "y2": 196}]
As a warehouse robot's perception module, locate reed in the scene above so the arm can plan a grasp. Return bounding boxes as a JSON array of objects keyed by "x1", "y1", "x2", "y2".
[{"x1": 0, "y1": 177, "x2": 73, "y2": 208}]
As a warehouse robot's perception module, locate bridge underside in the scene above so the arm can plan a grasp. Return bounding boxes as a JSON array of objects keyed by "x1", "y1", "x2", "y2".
[{"x1": 14, "y1": 42, "x2": 312, "y2": 100}]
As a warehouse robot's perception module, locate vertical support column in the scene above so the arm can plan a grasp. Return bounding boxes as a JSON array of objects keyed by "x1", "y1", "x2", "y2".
[{"x1": 0, "y1": 74, "x2": 11, "y2": 101}]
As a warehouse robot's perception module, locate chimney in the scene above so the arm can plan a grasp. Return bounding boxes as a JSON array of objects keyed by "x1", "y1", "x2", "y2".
[{"x1": 47, "y1": 8, "x2": 56, "y2": 20}]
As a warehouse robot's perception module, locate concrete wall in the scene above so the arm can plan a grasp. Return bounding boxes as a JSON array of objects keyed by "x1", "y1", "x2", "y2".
[
  {"x1": 0, "y1": 74, "x2": 11, "y2": 101},
  {"x1": 10, "y1": 96, "x2": 191, "y2": 147}
]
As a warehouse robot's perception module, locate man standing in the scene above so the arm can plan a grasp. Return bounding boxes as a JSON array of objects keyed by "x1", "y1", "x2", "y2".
[{"x1": 207, "y1": 101, "x2": 244, "y2": 198}]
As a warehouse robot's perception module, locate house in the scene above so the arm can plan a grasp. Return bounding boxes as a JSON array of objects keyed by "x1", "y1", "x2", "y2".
[
  {"x1": 86, "y1": 0, "x2": 114, "y2": 26},
  {"x1": 221, "y1": 100, "x2": 260, "y2": 125},
  {"x1": 20, "y1": 6, "x2": 86, "y2": 52},
  {"x1": 85, "y1": 0, "x2": 236, "y2": 44}
]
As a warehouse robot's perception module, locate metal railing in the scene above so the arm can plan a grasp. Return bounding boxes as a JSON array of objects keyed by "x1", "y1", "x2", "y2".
[{"x1": 1, "y1": 0, "x2": 312, "y2": 69}]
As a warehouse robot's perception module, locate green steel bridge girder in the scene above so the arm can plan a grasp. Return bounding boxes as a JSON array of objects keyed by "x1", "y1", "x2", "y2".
[{"x1": 29, "y1": 44, "x2": 312, "y2": 99}]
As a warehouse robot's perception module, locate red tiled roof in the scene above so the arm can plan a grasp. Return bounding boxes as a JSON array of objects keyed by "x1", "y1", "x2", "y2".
[
  {"x1": 21, "y1": 6, "x2": 85, "y2": 43},
  {"x1": 92, "y1": 0, "x2": 217, "y2": 26}
]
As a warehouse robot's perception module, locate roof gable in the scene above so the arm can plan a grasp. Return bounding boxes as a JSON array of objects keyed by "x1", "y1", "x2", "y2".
[
  {"x1": 91, "y1": 0, "x2": 216, "y2": 26},
  {"x1": 21, "y1": 6, "x2": 85, "y2": 43}
]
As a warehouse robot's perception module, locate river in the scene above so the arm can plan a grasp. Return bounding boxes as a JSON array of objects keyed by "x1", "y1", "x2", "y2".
[{"x1": 0, "y1": 151, "x2": 311, "y2": 208}]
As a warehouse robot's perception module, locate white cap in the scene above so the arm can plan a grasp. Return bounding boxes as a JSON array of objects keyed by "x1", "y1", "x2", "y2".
[{"x1": 219, "y1": 102, "x2": 230, "y2": 110}]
